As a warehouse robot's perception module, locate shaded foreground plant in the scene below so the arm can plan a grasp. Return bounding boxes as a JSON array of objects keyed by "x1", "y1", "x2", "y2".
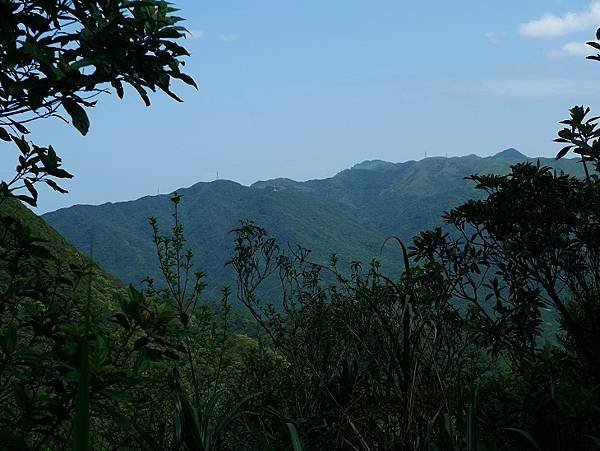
[
  {"x1": 139, "y1": 192, "x2": 253, "y2": 449},
  {"x1": 228, "y1": 221, "x2": 475, "y2": 449},
  {"x1": 411, "y1": 162, "x2": 600, "y2": 449},
  {"x1": 5, "y1": 15, "x2": 600, "y2": 451}
]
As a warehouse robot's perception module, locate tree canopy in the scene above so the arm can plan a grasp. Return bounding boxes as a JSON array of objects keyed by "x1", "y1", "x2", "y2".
[{"x1": 0, "y1": 0, "x2": 195, "y2": 206}]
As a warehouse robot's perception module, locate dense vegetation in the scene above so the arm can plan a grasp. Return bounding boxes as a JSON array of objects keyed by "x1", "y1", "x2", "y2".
[
  {"x1": 0, "y1": 0, "x2": 195, "y2": 206},
  {"x1": 3, "y1": 2, "x2": 600, "y2": 450},
  {"x1": 43, "y1": 151, "x2": 584, "y2": 292}
]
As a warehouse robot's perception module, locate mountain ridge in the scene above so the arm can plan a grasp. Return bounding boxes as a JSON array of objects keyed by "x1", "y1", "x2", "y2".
[
  {"x1": 46, "y1": 151, "x2": 572, "y2": 214},
  {"x1": 490, "y1": 148, "x2": 527, "y2": 159},
  {"x1": 42, "y1": 151, "x2": 584, "y2": 293}
]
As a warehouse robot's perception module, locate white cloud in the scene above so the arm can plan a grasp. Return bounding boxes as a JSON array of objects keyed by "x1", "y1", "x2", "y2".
[
  {"x1": 218, "y1": 34, "x2": 239, "y2": 42},
  {"x1": 518, "y1": 2, "x2": 600, "y2": 38},
  {"x1": 188, "y1": 29, "x2": 205, "y2": 39},
  {"x1": 563, "y1": 41, "x2": 592, "y2": 55},
  {"x1": 484, "y1": 31, "x2": 508, "y2": 44},
  {"x1": 454, "y1": 78, "x2": 600, "y2": 97},
  {"x1": 545, "y1": 41, "x2": 592, "y2": 59},
  {"x1": 480, "y1": 79, "x2": 567, "y2": 96}
]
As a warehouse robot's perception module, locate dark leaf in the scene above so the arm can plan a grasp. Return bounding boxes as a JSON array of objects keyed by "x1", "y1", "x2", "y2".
[
  {"x1": 15, "y1": 194, "x2": 36, "y2": 206},
  {"x1": 112, "y1": 313, "x2": 130, "y2": 331},
  {"x1": 0, "y1": 128, "x2": 11, "y2": 142},
  {"x1": 13, "y1": 136, "x2": 30, "y2": 155},
  {"x1": 556, "y1": 146, "x2": 572, "y2": 160},
  {"x1": 63, "y1": 99, "x2": 90, "y2": 135},
  {"x1": 588, "y1": 41, "x2": 600, "y2": 51},
  {"x1": 178, "y1": 73, "x2": 197, "y2": 89},
  {"x1": 24, "y1": 179, "x2": 38, "y2": 202},
  {"x1": 29, "y1": 244, "x2": 53, "y2": 260},
  {"x1": 45, "y1": 179, "x2": 68, "y2": 194},
  {"x1": 111, "y1": 80, "x2": 124, "y2": 99},
  {"x1": 131, "y1": 83, "x2": 151, "y2": 106},
  {"x1": 10, "y1": 120, "x2": 29, "y2": 134}
]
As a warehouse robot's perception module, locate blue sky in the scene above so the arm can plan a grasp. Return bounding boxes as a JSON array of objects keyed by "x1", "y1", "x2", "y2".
[{"x1": 5, "y1": 0, "x2": 600, "y2": 213}]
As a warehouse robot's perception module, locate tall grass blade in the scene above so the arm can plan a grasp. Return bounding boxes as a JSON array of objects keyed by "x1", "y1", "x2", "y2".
[
  {"x1": 287, "y1": 422, "x2": 303, "y2": 451},
  {"x1": 467, "y1": 386, "x2": 479, "y2": 451},
  {"x1": 505, "y1": 428, "x2": 541, "y2": 450},
  {"x1": 73, "y1": 260, "x2": 93, "y2": 451}
]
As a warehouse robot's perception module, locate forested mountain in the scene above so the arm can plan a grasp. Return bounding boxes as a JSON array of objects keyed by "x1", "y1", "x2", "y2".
[
  {"x1": 6, "y1": 2, "x2": 600, "y2": 447},
  {"x1": 1, "y1": 199, "x2": 123, "y2": 303},
  {"x1": 42, "y1": 149, "x2": 584, "y2": 290}
]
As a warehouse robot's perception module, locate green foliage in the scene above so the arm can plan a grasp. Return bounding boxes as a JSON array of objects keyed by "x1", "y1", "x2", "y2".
[
  {"x1": 0, "y1": 194, "x2": 250, "y2": 449},
  {"x1": 6, "y1": 157, "x2": 600, "y2": 449},
  {"x1": 411, "y1": 162, "x2": 600, "y2": 448},
  {"x1": 172, "y1": 376, "x2": 259, "y2": 451},
  {"x1": 413, "y1": 163, "x2": 600, "y2": 380},
  {"x1": 43, "y1": 152, "x2": 585, "y2": 296},
  {"x1": 0, "y1": 0, "x2": 195, "y2": 205},
  {"x1": 4, "y1": 10, "x2": 600, "y2": 451},
  {"x1": 286, "y1": 423, "x2": 303, "y2": 451},
  {"x1": 0, "y1": 200, "x2": 126, "y2": 448},
  {"x1": 227, "y1": 222, "x2": 474, "y2": 449},
  {"x1": 73, "y1": 266, "x2": 93, "y2": 451}
]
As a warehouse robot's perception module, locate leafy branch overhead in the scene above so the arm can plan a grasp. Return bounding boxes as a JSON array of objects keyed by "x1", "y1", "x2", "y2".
[
  {"x1": 0, "y1": 0, "x2": 195, "y2": 205},
  {"x1": 554, "y1": 29, "x2": 600, "y2": 178}
]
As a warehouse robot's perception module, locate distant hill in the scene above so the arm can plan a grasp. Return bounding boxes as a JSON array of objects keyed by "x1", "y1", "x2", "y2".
[{"x1": 42, "y1": 151, "x2": 584, "y2": 293}]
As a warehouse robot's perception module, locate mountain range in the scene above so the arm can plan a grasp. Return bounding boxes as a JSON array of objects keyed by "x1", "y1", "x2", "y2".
[{"x1": 42, "y1": 149, "x2": 584, "y2": 294}]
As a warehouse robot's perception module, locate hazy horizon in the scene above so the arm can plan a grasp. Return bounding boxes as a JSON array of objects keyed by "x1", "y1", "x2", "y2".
[
  {"x1": 3, "y1": 0, "x2": 600, "y2": 213},
  {"x1": 42, "y1": 147, "x2": 576, "y2": 214}
]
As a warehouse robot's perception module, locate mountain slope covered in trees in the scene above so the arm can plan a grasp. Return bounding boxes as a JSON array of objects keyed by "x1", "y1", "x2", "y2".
[
  {"x1": 42, "y1": 150, "x2": 584, "y2": 290},
  {"x1": 1, "y1": 199, "x2": 123, "y2": 304}
]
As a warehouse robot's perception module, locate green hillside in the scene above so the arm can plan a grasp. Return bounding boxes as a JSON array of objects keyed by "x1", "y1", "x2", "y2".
[
  {"x1": 42, "y1": 180, "x2": 385, "y2": 292},
  {"x1": 1, "y1": 199, "x2": 124, "y2": 305},
  {"x1": 42, "y1": 150, "x2": 584, "y2": 290}
]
